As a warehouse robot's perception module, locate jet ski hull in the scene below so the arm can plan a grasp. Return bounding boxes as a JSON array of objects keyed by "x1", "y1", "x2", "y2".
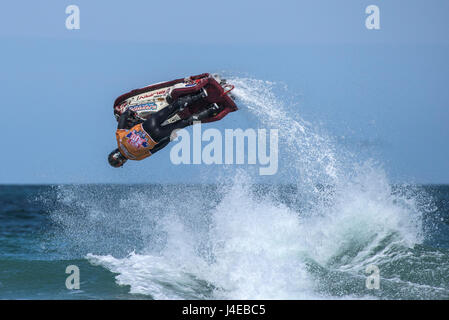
[{"x1": 113, "y1": 73, "x2": 238, "y2": 125}]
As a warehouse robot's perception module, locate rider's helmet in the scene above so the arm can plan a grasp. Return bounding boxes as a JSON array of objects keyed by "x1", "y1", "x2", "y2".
[{"x1": 108, "y1": 148, "x2": 128, "y2": 168}]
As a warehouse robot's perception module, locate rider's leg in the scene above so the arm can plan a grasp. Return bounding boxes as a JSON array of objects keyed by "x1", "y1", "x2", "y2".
[
  {"x1": 188, "y1": 103, "x2": 221, "y2": 122},
  {"x1": 142, "y1": 90, "x2": 207, "y2": 142},
  {"x1": 145, "y1": 118, "x2": 192, "y2": 142},
  {"x1": 150, "y1": 103, "x2": 221, "y2": 141},
  {"x1": 148, "y1": 89, "x2": 207, "y2": 125}
]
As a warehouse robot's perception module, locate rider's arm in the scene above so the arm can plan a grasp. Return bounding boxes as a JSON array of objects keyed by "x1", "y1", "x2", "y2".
[
  {"x1": 117, "y1": 110, "x2": 131, "y2": 130},
  {"x1": 150, "y1": 136, "x2": 170, "y2": 154},
  {"x1": 117, "y1": 109, "x2": 140, "y2": 130}
]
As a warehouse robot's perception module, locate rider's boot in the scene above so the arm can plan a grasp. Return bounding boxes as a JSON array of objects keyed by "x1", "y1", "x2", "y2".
[
  {"x1": 187, "y1": 103, "x2": 221, "y2": 124},
  {"x1": 173, "y1": 88, "x2": 208, "y2": 111}
]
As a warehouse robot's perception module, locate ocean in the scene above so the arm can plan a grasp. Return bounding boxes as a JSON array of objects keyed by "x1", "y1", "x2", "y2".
[
  {"x1": 0, "y1": 183, "x2": 448, "y2": 300},
  {"x1": 1, "y1": 77, "x2": 448, "y2": 299}
]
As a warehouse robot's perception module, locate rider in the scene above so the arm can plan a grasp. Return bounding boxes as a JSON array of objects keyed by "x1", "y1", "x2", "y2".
[{"x1": 108, "y1": 90, "x2": 220, "y2": 168}]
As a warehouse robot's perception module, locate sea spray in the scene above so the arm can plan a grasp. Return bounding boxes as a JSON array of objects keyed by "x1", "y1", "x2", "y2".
[{"x1": 49, "y1": 76, "x2": 448, "y2": 299}]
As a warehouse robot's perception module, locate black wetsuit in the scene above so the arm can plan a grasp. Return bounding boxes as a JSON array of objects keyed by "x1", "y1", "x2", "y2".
[{"x1": 117, "y1": 92, "x2": 218, "y2": 155}]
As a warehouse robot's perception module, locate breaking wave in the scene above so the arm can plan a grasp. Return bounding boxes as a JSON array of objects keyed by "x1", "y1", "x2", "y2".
[{"x1": 50, "y1": 76, "x2": 448, "y2": 299}]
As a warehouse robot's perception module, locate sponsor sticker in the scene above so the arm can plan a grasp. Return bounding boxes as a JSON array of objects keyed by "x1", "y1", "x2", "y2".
[
  {"x1": 126, "y1": 130, "x2": 149, "y2": 149},
  {"x1": 130, "y1": 102, "x2": 158, "y2": 112},
  {"x1": 137, "y1": 89, "x2": 169, "y2": 101},
  {"x1": 116, "y1": 101, "x2": 129, "y2": 113}
]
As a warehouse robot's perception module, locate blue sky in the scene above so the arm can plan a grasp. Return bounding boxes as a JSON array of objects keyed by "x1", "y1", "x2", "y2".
[{"x1": 0, "y1": 0, "x2": 448, "y2": 184}]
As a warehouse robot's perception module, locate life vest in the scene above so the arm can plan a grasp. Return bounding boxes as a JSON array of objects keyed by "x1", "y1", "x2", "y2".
[{"x1": 116, "y1": 123, "x2": 157, "y2": 161}]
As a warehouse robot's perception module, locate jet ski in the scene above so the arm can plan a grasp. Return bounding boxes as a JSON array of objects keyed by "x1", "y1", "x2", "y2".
[{"x1": 113, "y1": 73, "x2": 238, "y2": 126}]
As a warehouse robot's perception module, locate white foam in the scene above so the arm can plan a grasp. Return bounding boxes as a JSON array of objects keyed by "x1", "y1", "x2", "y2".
[{"x1": 86, "y1": 76, "x2": 424, "y2": 299}]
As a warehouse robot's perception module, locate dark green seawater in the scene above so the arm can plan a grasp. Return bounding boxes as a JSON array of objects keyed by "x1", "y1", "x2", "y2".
[{"x1": 1, "y1": 184, "x2": 448, "y2": 299}]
